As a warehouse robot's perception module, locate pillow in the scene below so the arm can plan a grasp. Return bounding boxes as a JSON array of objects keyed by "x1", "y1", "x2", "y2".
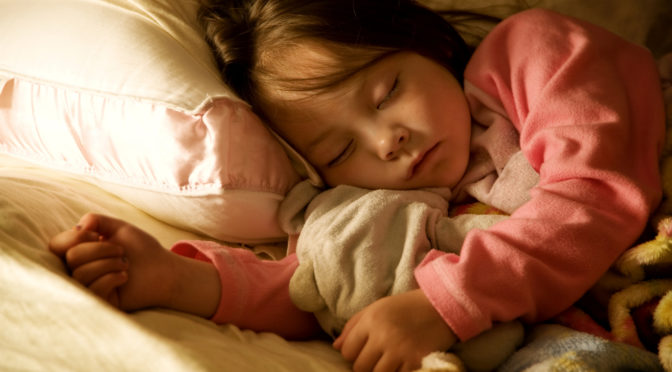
[{"x1": 0, "y1": 0, "x2": 301, "y2": 244}]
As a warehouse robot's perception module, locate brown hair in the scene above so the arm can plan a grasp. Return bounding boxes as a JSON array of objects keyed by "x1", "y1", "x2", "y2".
[{"x1": 198, "y1": 0, "x2": 479, "y2": 117}]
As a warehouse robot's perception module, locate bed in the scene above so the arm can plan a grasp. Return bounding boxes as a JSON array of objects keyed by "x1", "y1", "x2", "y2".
[{"x1": 1, "y1": 0, "x2": 671, "y2": 371}]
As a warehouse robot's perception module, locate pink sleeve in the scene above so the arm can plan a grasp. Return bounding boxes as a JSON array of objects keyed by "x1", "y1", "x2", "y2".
[
  {"x1": 171, "y1": 240, "x2": 320, "y2": 339},
  {"x1": 416, "y1": 9, "x2": 665, "y2": 341}
]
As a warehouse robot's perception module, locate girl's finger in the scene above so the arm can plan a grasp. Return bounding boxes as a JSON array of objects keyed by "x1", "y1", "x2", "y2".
[
  {"x1": 64, "y1": 241, "x2": 124, "y2": 269},
  {"x1": 334, "y1": 310, "x2": 362, "y2": 350},
  {"x1": 351, "y1": 342, "x2": 382, "y2": 372},
  {"x1": 373, "y1": 352, "x2": 402, "y2": 372},
  {"x1": 339, "y1": 327, "x2": 368, "y2": 362},
  {"x1": 88, "y1": 271, "x2": 128, "y2": 305},
  {"x1": 106, "y1": 289, "x2": 120, "y2": 308},
  {"x1": 71, "y1": 257, "x2": 129, "y2": 286},
  {"x1": 78, "y1": 213, "x2": 131, "y2": 240},
  {"x1": 48, "y1": 228, "x2": 100, "y2": 258}
]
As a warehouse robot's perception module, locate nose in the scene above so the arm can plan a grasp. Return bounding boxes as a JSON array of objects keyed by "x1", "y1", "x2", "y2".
[{"x1": 376, "y1": 126, "x2": 409, "y2": 160}]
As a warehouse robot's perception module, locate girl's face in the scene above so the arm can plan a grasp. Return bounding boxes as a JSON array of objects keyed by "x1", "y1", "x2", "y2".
[{"x1": 266, "y1": 50, "x2": 471, "y2": 190}]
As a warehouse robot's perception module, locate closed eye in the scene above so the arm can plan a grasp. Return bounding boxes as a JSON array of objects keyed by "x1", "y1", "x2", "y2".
[
  {"x1": 327, "y1": 139, "x2": 355, "y2": 168},
  {"x1": 376, "y1": 76, "x2": 399, "y2": 110}
]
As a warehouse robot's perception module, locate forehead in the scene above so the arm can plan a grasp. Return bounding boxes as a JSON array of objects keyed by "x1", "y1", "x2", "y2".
[
  {"x1": 257, "y1": 39, "x2": 360, "y2": 124},
  {"x1": 261, "y1": 43, "x2": 383, "y2": 121},
  {"x1": 258, "y1": 39, "x2": 385, "y2": 101}
]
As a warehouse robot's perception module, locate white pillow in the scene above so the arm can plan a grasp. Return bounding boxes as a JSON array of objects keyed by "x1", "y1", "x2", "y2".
[{"x1": 0, "y1": 0, "x2": 301, "y2": 244}]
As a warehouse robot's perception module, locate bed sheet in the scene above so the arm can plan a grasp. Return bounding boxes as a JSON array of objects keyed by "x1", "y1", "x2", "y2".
[{"x1": 0, "y1": 154, "x2": 349, "y2": 371}]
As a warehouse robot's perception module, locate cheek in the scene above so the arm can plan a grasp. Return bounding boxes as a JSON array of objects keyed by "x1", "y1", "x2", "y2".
[
  {"x1": 411, "y1": 83, "x2": 461, "y2": 126},
  {"x1": 321, "y1": 156, "x2": 387, "y2": 189},
  {"x1": 321, "y1": 165, "x2": 359, "y2": 187},
  {"x1": 439, "y1": 88, "x2": 471, "y2": 138}
]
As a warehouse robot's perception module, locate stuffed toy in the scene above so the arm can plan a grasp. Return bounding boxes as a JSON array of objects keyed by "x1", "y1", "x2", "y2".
[
  {"x1": 282, "y1": 182, "x2": 523, "y2": 372},
  {"x1": 611, "y1": 217, "x2": 672, "y2": 371},
  {"x1": 416, "y1": 321, "x2": 524, "y2": 372}
]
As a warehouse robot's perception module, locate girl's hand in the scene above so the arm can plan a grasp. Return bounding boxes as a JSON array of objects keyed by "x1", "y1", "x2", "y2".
[
  {"x1": 49, "y1": 213, "x2": 177, "y2": 311},
  {"x1": 333, "y1": 289, "x2": 457, "y2": 372}
]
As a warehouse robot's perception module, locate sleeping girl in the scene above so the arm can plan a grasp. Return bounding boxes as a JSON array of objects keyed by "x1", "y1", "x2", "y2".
[{"x1": 48, "y1": 1, "x2": 665, "y2": 371}]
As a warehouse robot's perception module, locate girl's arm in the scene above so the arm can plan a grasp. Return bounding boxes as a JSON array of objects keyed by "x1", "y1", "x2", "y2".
[
  {"x1": 171, "y1": 241, "x2": 321, "y2": 339},
  {"x1": 49, "y1": 213, "x2": 221, "y2": 316},
  {"x1": 50, "y1": 213, "x2": 318, "y2": 340},
  {"x1": 416, "y1": 8, "x2": 665, "y2": 341}
]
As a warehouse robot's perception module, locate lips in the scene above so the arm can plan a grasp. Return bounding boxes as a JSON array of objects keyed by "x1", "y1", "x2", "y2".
[{"x1": 407, "y1": 143, "x2": 439, "y2": 180}]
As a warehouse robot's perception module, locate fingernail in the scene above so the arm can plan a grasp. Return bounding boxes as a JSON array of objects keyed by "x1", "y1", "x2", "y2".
[{"x1": 75, "y1": 224, "x2": 82, "y2": 231}]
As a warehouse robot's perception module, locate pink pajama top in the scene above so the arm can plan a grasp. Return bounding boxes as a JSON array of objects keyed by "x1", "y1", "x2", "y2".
[{"x1": 172, "y1": 9, "x2": 665, "y2": 341}]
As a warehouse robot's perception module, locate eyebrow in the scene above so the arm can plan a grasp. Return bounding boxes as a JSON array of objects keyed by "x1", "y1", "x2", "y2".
[{"x1": 305, "y1": 127, "x2": 335, "y2": 162}]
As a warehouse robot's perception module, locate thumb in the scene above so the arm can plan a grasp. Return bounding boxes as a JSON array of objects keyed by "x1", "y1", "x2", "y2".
[{"x1": 78, "y1": 213, "x2": 128, "y2": 238}]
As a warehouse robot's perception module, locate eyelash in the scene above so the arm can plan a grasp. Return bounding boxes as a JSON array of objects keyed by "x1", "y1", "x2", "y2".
[
  {"x1": 327, "y1": 139, "x2": 354, "y2": 168},
  {"x1": 327, "y1": 76, "x2": 398, "y2": 168},
  {"x1": 377, "y1": 76, "x2": 399, "y2": 110}
]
